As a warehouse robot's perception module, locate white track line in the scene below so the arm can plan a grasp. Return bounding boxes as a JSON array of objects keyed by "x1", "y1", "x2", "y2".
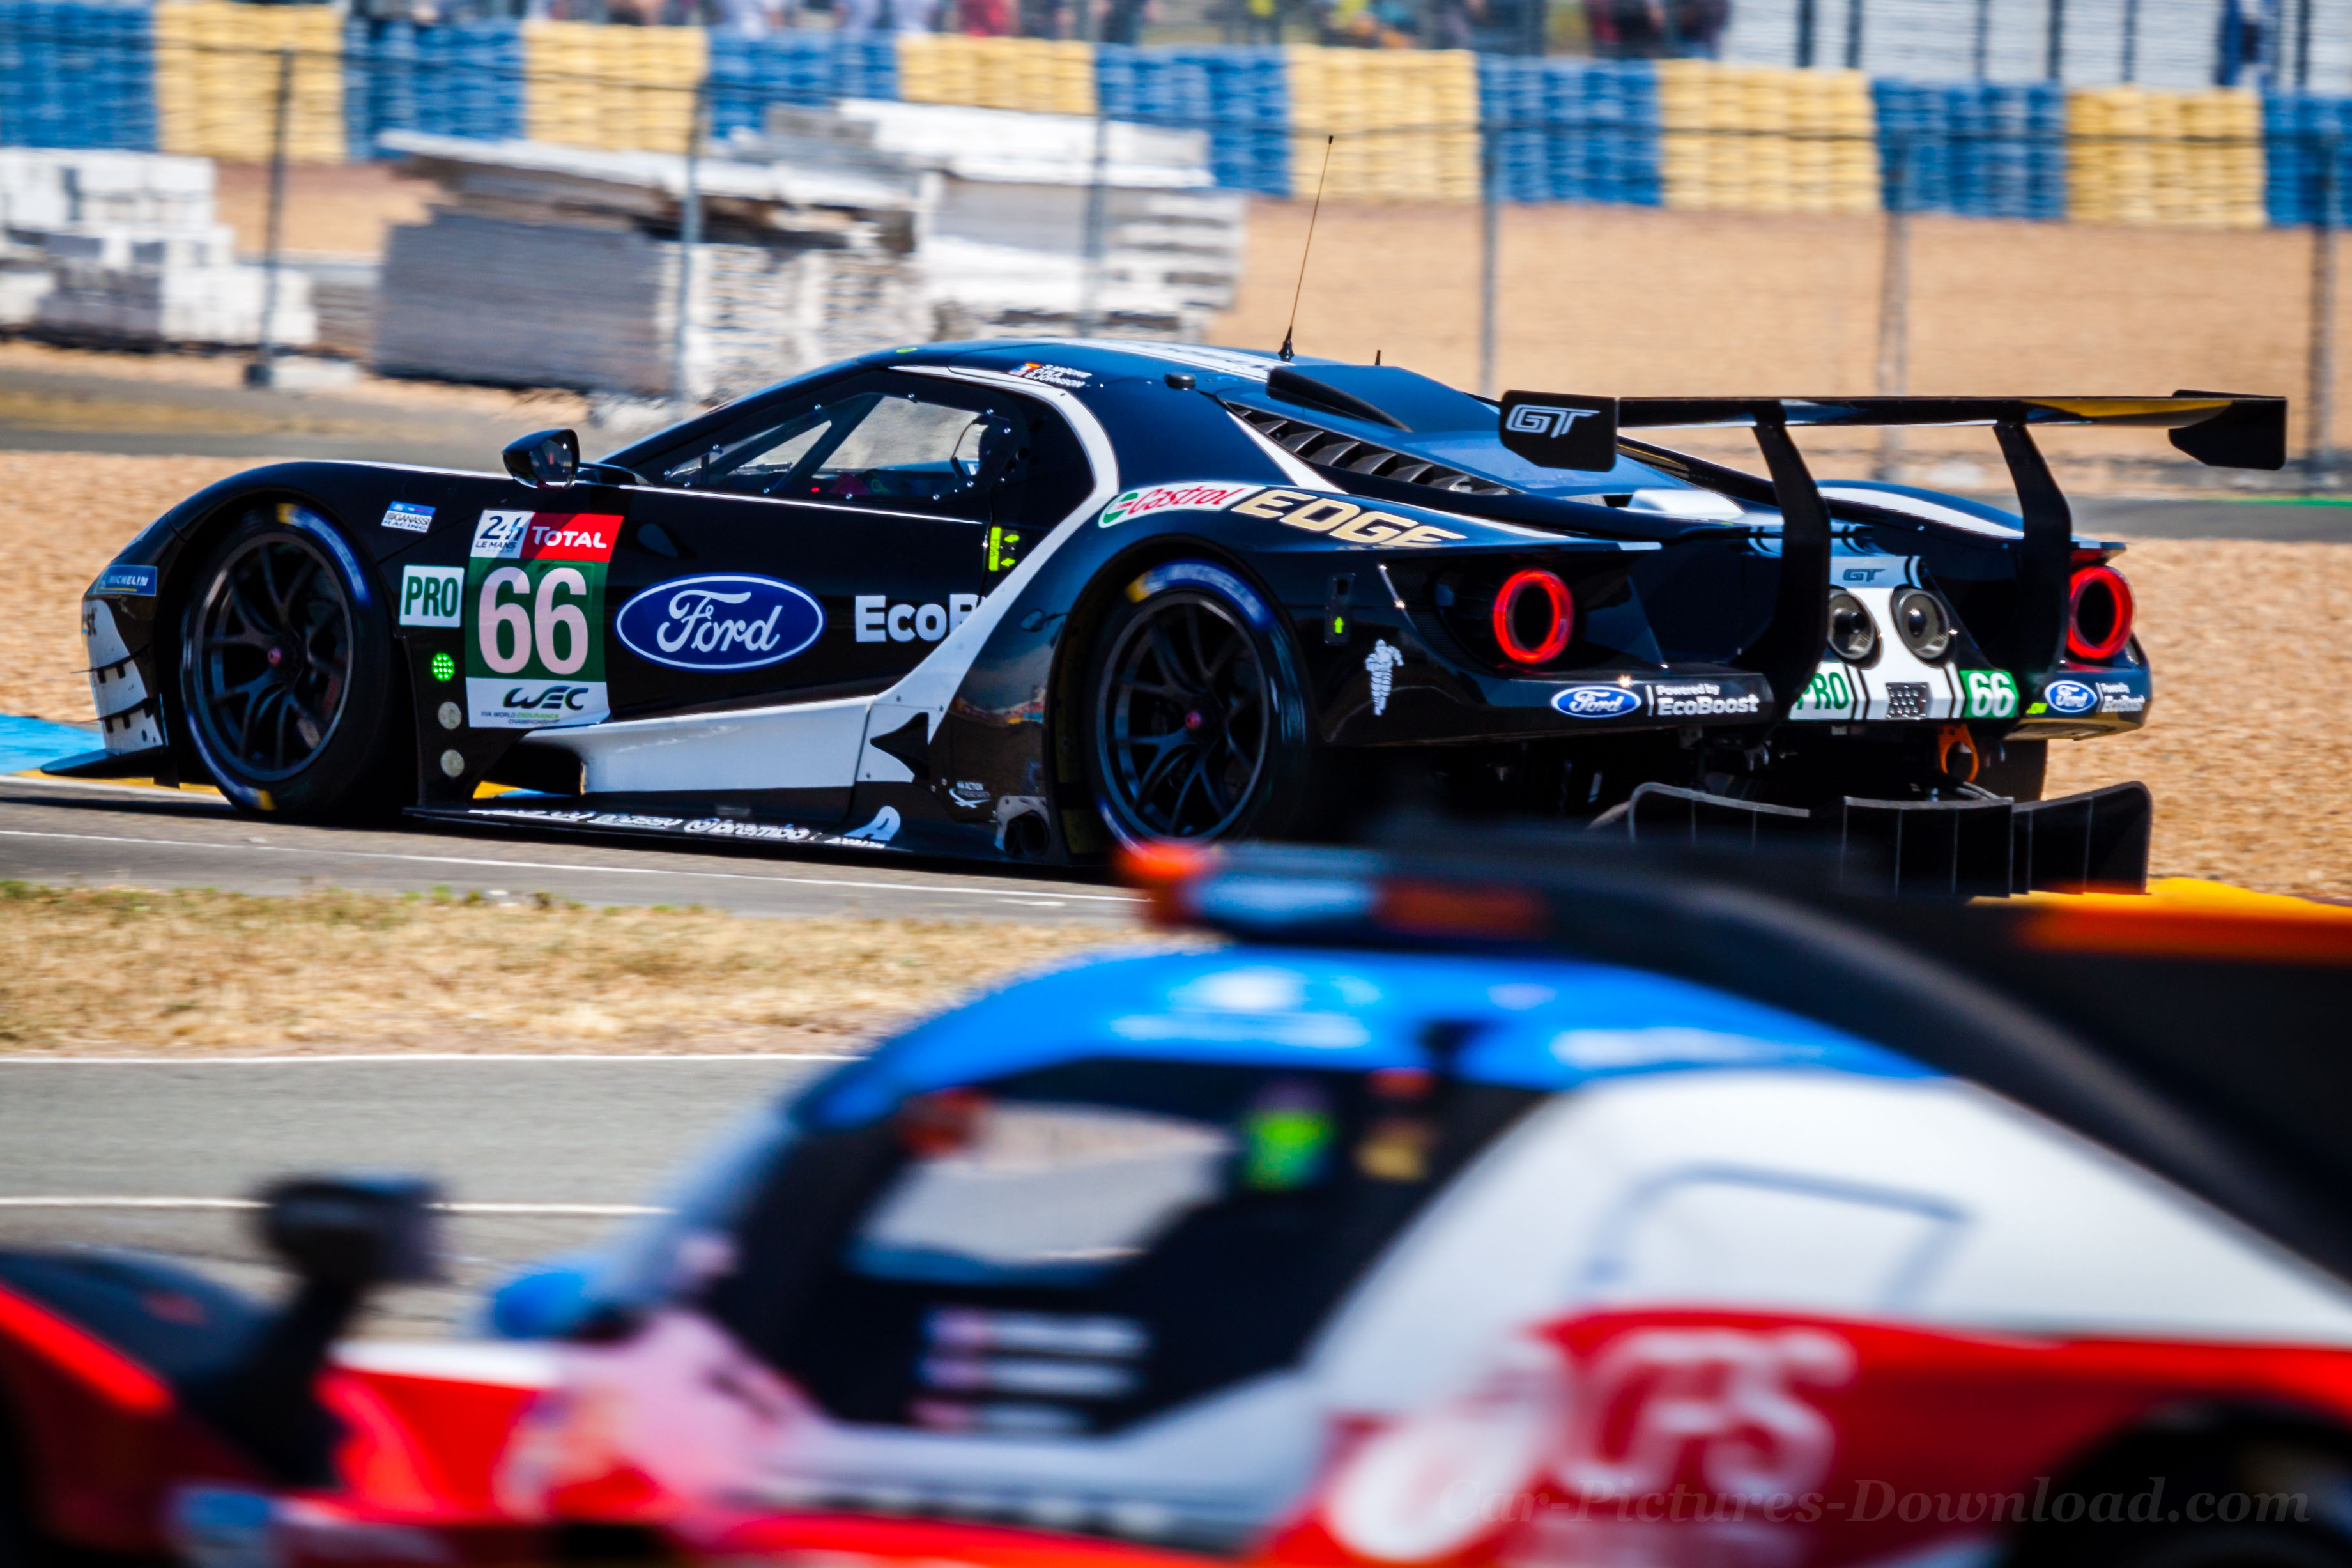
[
  {"x1": 0, "y1": 1197, "x2": 665, "y2": 1216},
  {"x1": 0, "y1": 1052, "x2": 861, "y2": 1064},
  {"x1": 0, "y1": 826, "x2": 1140, "y2": 907}
]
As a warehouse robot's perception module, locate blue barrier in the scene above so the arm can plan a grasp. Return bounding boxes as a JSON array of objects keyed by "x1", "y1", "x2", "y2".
[
  {"x1": 0, "y1": 1, "x2": 155, "y2": 152},
  {"x1": 2265, "y1": 93, "x2": 2352, "y2": 226},
  {"x1": 1873, "y1": 79, "x2": 2064, "y2": 220},
  {"x1": 1477, "y1": 56, "x2": 1659, "y2": 205},
  {"x1": 345, "y1": 18, "x2": 525, "y2": 159},
  {"x1": 708, "y1": 32, "x2": 898, "y2": 140},
  {"x1": 1097, "y1": 44, "x2": 1288, "y2": 196}
]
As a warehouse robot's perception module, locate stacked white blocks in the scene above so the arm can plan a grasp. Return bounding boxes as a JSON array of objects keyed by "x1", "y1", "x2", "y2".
[{"x1": 0, "y1": 150, "x2": 315, "y2": 347}]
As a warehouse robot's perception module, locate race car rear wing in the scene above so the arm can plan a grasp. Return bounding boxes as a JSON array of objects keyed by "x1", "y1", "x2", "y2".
[
  {"x1": 1125, "y1": 833, "x2": 2352, "y2": 1293},
  {"x1": 1495, "y1": 390, "x2": 2287, "y2": 725}
]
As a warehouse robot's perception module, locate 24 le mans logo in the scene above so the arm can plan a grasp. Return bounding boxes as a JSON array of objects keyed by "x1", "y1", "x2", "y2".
[{"x1": 464, "y1": 510, "x2": 619, "y2": 730}]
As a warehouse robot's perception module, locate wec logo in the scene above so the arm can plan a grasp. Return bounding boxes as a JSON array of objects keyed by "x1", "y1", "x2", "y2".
[{"x1": 1506, "y1": 405, "x2": 1595, "y2": 439}]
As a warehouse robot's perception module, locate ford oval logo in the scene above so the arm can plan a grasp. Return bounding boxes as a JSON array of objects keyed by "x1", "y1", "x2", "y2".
[
  {"x1": 616, "y1": 574, "x2": 824, "y2": 672},
  {"x1": 2044, "y1": 679, "x2": 2098, "y2": 716},
  {"x1": 1552, "y1": 684, "x2": 1643, "y2": 719}
]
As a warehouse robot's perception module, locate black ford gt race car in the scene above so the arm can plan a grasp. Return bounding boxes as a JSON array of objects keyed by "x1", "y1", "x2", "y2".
[{"x1": 55, "y1": 341, "x2": 2284, "y2": 890}]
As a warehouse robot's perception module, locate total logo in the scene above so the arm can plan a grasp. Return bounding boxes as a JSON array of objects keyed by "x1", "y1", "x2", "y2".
[
  {"x1": 856, "y1": 594, "x2": 982, "y2": 644},
  {"x1": 1553, "y1": 684, "x2": 1644, "y2": 719},
  {"x1": 2043, "y1": 679, "x2": 2099, "y2": 716}
]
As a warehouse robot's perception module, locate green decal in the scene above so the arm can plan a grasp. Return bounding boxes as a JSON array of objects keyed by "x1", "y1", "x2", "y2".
[
  {"x1": 1961, "y1": 668, "x2": 2018, "y2": 720},
  {"x1": 463, "y1": 509, "x2": 619, "y2": 731}
]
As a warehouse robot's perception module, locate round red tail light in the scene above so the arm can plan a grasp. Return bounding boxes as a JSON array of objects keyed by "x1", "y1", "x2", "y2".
[
  {"x1": 1492, "y1": 569, "x2": 1575, "y2": 665},
  {"x1": 2067, "y1": 563, "x2": 2135, "y2": 661}
]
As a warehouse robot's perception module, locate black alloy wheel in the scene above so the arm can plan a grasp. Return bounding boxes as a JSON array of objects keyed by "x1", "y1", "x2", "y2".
[
  {"x1": 179, "y1": 505, "x2": 408, "y2": 819},
  {"x1": 189, "y1": 528, "x2": 356, "y2": 782},
  {"x1": 1089, "y1": 572, "x2": 1313, "y2": 845}
]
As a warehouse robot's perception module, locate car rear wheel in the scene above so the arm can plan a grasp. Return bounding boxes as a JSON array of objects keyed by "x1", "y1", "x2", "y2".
[
  {"x1": 179, "y1": 504, "x2": 409, "y2": 820},
  {"x1": 1086, "y1": 561, "x2": 1315, "y2": 845}
]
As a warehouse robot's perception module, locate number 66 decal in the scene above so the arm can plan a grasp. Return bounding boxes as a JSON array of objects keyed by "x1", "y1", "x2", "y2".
[
  {"x1": 463, "y1": 510, "x2": 620, "y2": 731},
  {"x1": 478, "y1": 566, "x2": 592, "y2": 675}
]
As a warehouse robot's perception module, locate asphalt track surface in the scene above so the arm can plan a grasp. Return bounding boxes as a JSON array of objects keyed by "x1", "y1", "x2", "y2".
[
  {"x1": 0, "y1": 1056, "x2": 842, "y2": 1334},
  {"x1": 0, "y1": 775, "x2": 1144, "y2": 925},
  {"x1": 0, "y1": 776, "x2": 1142, "y2": 1329}
]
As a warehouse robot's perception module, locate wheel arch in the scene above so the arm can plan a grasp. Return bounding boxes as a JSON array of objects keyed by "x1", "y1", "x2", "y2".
[
  {"x1": 1045, "y1": 534, "x2": 1321, "y2": 851},
  {"x1": 157, "y1": 486, "x2": 414, "y2": 808}
]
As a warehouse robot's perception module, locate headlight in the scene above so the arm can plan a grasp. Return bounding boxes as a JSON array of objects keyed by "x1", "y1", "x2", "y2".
[
  {"x1": 1891, "y1": 588, "x2": 1955, "y2": 660},
  {"x1": 1827, "y1": 589, "x2": 1877, "y2": 662}
]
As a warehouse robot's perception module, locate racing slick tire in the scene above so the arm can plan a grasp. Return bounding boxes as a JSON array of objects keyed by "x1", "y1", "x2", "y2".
[
  {"x1": 1084, "y1": 559, "x2": 1316, "y2": 846},
  {"x1": 178, "y1": 503, "x2": 410, "y2": 821}
]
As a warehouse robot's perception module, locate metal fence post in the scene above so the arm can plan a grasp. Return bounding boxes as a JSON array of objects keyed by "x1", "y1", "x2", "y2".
[
  {"x1": 1480, "y1": 121, "x2": 1499, "y2": 398},
  {"x1": 2312, "y1": 129, "x2": 2339, "y2": 482},
  {"x1": 1875, "y1": 132, "x2": 1911, "y2": 480},
  {"x1": 247, "y1": 47, "x2": 294, "y2": 388},
  {"x1": 2046, "y1": 0, "x2": 2066, "y2": 80},
  {"x1": 1797, "y1": 0, "x2": 1817, "y2": 68},
  {"x1": 1076, "y1": 106, "x2": 1111, "y2": 337},
  {"x1": 672, "y1": 74, "x2": 706, "y2": 412},
  {"x1": 1843, "y1": 0, "x2": 1864, "y2": 70}
]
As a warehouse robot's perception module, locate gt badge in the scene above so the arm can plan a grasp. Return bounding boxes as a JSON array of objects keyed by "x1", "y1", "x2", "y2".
[{"x1": 464, "y1": 510, "x2": 619, "y2": 730}]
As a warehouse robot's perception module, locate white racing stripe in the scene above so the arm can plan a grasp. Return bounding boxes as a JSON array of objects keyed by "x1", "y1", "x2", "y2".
[
  {"x1": 0, "y1": 1213, "x2": 672, "y2": 1222},
  {"x1": 0, "y1": 826, "x2": 1139, "y2": 907}
]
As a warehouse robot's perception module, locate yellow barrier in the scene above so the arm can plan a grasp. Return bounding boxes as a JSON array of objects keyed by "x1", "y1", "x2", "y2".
[
  {"x1": 523, "y1": 20, "x2": 706, "y2": 153},
  {"x1": 1284, "y1": 46, "x2": 1479, "y2": 203},
  {"x1": 2066, "y1": 87, "x2": 2264, "y2": 229},
  {"x1": 1657, "y1": 61, "x2": 1877, "y2": 216},
  {"x1": 896, "y1": 35, "x2": 1096, "y2": 116},
  {"x1": 153, "y1": 3, "x2": 343, "y2": 165}
]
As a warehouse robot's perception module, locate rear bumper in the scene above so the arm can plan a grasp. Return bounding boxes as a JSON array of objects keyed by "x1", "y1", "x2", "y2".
[{"x1": 1622, "y1": 781, "x2": 2153, "y2": 896}]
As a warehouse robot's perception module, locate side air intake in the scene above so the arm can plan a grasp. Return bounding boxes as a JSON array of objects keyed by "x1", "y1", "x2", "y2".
[{"x1": 1224, "y1": 403, "x2": 1516, "y2": 496}]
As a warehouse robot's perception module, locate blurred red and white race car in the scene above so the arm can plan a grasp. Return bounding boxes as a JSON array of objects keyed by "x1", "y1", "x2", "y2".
[{"x1": 4, "y1": 841, "x2": 2351, "y2": 1568}]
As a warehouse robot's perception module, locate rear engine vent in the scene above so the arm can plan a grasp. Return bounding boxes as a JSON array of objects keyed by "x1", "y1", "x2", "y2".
[{"x1": 1224, "y1": 403, "x2": 1516, "y2": 497}]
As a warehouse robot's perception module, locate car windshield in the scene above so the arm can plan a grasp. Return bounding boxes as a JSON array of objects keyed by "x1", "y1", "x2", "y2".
[{"x1": 696, "y1": 1057, "x2": 1542, "y2": 1437}]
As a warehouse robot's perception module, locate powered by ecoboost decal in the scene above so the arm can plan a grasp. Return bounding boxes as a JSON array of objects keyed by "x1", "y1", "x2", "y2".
[
  {"x1": 2095, "y1": 679, "x2": 2146, "y2": 714},
  {"x1": 465, "y1": 509, "x2": 619, "y2": 730},
  {"x1": 1552, "y1": 684, "x2": 1643, "y2": 719},
  {"x1": 617, "y1": 574, "x2": 824, "y2": 672},
  {"x1": 2043, "y1": 679, "x2": 2098, "y2": 716},
  {"x1": 1650, "y1": 680, "x2": 1762, "y2": 718}
]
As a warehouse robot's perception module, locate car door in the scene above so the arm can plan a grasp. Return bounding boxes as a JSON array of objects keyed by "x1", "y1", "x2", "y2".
[{"x1": 605, "y1": 369, "x2": 1086, "y2": 723}]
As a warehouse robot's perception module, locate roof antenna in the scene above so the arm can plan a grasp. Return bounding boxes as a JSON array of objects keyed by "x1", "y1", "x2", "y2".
[
  {"x1": 1279, "y1": 135, "x2": 1334, "y2": 364},
  {"x1": 1374, "y1": 349, "x2": 1382, "y2": 364}
]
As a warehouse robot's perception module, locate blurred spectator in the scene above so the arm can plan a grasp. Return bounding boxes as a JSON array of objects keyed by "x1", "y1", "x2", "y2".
[
  {"x1": 960, "y1": 0, "x2": 1013, "y2": 31},
  {"x1": 1585, "y1": 0, "x2": 1727, "y2": 56},
  {"x1": 891, "y1": 0, "x2": 939, "y2": 27},
  {"x1": 1018, "y1": 0, "x2": 1066, "y2": 35},
  {"x1": 1098, "y1": 0, "x2": 1151, "y2": 44},
  {"x1": 1428, "y1": 0, "x2": 1482, "y2": 49}
]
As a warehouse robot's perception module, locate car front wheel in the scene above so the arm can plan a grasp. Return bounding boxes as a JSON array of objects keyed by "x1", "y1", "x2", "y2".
[{"x1": 178, "y1": 503, "x2": 408, "y2": 819}]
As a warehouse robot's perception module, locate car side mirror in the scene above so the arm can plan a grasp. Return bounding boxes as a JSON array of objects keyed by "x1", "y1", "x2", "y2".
[
  {"x1": 504, "y1": 427, "x2": 580, "y2": 489},
  {"x1": 185, "y1": 1176, "x2": 443, "y2": 1485},
  {"x1": 261, "y1": 1174, "x2": 443, "y2": 1289}
]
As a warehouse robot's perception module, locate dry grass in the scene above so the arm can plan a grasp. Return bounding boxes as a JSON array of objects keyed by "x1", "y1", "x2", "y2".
[
  {"x1": 0, "y1": 452, "x2": 250, "y2": 721},
  {"x1": 0, "y1": 883, "x2": 1146, "y2": 1056},
  {"x1": 2044, "y1": 537, "x2": 2352, "y2": 902}
]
